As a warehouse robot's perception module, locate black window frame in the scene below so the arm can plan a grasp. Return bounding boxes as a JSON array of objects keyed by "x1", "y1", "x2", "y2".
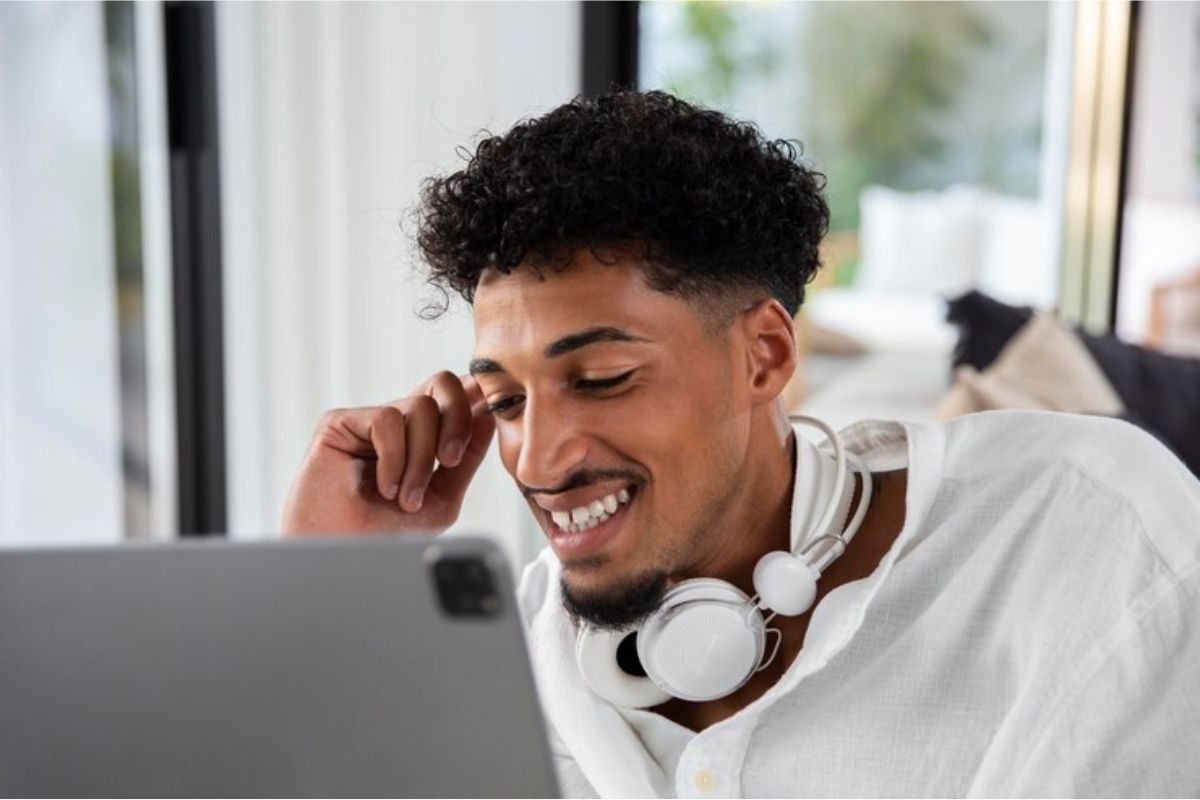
[
  {"x1": 163, "y1": 0, "x2": 227, "y2": 537},
  {"x1": 582, "y1": 1, "x2": 639, "y2": 96}
]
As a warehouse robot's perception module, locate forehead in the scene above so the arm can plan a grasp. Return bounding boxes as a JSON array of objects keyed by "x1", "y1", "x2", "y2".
[{"x1": 471, "y1": 251, "x2": 703, "y2": 355}]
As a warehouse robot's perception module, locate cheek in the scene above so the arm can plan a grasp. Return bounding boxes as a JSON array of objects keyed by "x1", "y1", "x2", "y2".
[
  {"x1": 496, "y1": 423, "x2": 522, "y2": 476},
  {"x1": 655, "y1": 414, "x2": 748, "y2": 510}
]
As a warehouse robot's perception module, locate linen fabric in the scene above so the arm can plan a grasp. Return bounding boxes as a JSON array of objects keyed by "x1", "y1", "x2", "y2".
[{"x1": 517, "y1": 410, "x2": 1200, "y2": 798}]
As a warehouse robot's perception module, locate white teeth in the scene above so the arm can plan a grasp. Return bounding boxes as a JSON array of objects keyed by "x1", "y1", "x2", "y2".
[{"x1": 548, "y1": 486, "x2": 636, "y2": 534}]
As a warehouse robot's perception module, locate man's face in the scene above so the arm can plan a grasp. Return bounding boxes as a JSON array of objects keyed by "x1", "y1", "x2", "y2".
[{"x1": 471, "y1": 250, "x2": 758, "y2": 628}]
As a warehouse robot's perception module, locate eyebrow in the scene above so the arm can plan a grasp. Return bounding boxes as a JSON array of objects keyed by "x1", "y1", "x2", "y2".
[
  {"x1": 468, "y1": 326, "x2": 650, "y2": 375},
  {"x1": 468, "y1": 357, "x2": 505, "y2": 375},
  {"x1": 543, "y1": 326, "x2": 650, "y2": 358}
]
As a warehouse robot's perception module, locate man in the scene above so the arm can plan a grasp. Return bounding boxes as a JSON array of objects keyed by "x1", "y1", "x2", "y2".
[{"x1": 283, "y1": 91, "x2": 1200, "y2": 797}]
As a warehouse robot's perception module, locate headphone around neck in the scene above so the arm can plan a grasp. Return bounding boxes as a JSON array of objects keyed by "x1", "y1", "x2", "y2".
[{"x1": 574, "y1": 415, "x2": 873, "y2": 708}]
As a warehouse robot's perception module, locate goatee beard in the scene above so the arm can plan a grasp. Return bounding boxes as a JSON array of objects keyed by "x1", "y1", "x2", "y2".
[{"x1": 560, "y1": 570, "x2": 669, "y2": 631}]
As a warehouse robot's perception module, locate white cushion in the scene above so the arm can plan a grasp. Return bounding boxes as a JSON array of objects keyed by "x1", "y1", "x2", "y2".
[
  {"x1": 975, "y1": 192, "x2": 1056, "y2": 309},
  {"x1": 804, "y1": 287, "x2": 956, "y2": 355},
  {"x1": 856, "y1": 184, "x2": 982, "y2": 296}
]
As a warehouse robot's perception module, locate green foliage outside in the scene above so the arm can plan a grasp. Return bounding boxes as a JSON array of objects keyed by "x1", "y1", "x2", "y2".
[
  {"x1": 801, "y1": 3, "x2": 992, "y2": 231},
  {"x1": 653, "y1": 1, "x2": 1048, "y2": 283},
  {"x1": 665, "y1": 2, "x2": 779, "y2": 106}
]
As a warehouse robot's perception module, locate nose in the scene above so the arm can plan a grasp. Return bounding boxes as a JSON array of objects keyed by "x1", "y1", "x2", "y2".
[{"x1": 511, "y1": 394, "x2": 590, "y2": 491}]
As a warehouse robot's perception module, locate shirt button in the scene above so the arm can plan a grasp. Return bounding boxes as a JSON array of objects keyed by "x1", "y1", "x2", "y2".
[{"x1": 694, "y1": 769, "x2": 718, "y2": 793}]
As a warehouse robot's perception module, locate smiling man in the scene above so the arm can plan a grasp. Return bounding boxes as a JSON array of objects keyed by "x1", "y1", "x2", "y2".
[{"x1": 283, "y1": 91, "x2": 1200, "y2": 797}]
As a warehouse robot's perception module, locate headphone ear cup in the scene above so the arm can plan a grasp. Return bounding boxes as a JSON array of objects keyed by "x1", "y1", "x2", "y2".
[
  {"x1": 576, "y1": 626, "x2": 672, "y2": 709},
  {"x1": 637, "y1": 579, "x2": 766, "y2": 703},
  {"x1": 753, "y1": 551, "x2": 819, "y2": 617}
]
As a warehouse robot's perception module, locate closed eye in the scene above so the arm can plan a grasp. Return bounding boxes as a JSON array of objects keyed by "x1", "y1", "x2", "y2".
[
  {"x1": 576, "y1": 369, "x2": 636, "y2": 392},
  {"x1": 485, "y1": 395, "x2": 524, "y2": 416},
  {"x1": 485, "y1": 369, "x2": 638, "y2": 417}
]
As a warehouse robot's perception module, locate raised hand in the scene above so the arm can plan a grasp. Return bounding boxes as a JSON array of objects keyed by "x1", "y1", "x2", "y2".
[{"x1": 281, "y1": 372, "x2": 496, "y2": 536}]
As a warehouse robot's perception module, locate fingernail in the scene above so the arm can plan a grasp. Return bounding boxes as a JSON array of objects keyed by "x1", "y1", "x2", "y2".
[
  {"x1": 385, "y1": 482, "x2": 400, "y2": 500},
  {"x1": 404, "y1": 487, "x2": 425, "y2": 511},
  {"x1": 444, "y1": 439, "x2": 465, "y2": 465}
]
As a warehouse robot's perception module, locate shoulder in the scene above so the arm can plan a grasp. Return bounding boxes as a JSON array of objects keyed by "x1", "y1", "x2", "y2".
[
  {"x1": 930, "y1": 410, "x2": 1200, "y2": 573},
  {"x1": 937, "y1": 408, "x2": 1166, "y2": 466}
]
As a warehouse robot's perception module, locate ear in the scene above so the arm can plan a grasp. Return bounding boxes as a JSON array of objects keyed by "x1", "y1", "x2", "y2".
[{"x1": 738, "y1": 299, "x2": 798, "y2": 406}]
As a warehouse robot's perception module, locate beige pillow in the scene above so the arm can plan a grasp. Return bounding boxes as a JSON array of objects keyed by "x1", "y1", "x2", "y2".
[{"x1": 935, "y1": 312, "x2": 1123, "y2": 419}]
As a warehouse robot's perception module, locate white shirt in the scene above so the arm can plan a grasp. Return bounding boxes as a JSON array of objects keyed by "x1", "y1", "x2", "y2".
[{"x1": 516, "y1": 410, "x2": 1200, "y2": 798}]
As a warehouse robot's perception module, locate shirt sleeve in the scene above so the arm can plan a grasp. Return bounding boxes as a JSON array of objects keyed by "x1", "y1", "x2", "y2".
[{"x1": 1006, "y1": 563, "x2": 1200, "y2": 797}]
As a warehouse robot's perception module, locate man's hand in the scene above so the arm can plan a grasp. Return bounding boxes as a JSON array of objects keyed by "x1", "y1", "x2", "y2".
[{"x1": 281, "y1": 372, "x2": 496, "y2": 536}]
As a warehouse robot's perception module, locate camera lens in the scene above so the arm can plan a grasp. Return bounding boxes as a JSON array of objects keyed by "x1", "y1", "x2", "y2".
[{"x1": 429, "y1": 553, "x2": 501, "y2": 618}]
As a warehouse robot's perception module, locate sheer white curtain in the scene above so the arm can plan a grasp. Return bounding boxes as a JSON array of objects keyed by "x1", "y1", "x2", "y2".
[
  {"x1": 0, "y1": 3, "x2": 123, "y2": 543},
  {"x1": 0, "y1": 2, "x2": 177, "y2": 544},
  {"x1": 217, "y1": 2, "x2": 581, "y2": 569}
]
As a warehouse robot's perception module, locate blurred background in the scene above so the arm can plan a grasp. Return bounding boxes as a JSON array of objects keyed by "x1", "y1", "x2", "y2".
[{"x1": 2, "y1": 1, "x2": 1197, "y2": 573}]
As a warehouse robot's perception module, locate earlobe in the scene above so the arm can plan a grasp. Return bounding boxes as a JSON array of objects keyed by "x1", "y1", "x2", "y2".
[{"x1": 743, "y1": 299, "x2": 797, "y2": 404}]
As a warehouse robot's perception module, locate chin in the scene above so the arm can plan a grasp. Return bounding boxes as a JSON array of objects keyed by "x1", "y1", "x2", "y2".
[
  {"x1": 558, "y1": 546, "x2": 639, "y2": 593},
  {"x1": 557, "y1": 555, "x2": 619, "y2": 600},
  {"x1": 559, "y1": 564, "x2": 669, "y2": 631}
]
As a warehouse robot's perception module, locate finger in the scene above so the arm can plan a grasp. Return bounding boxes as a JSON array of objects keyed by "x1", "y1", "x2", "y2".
[
  {"x1": 425, "y1": 371, "x2": 474, "y2": 468},
  {"x1": 428, "y1": 404, "x2": 495, "y2": 507},
  {"x1": 314, "y1": 407, "x2": 388, "y2": 459},
  {"x1": 311, "y1": 406, "x2": 410, "y2": 500},
  {"x1": 398, "y1": 394, "x2": 440, "y2": 512},
  {"x1": 460, "y1": 373, "x2": 486, "y2": 413},
  {"x1": 366, "y1": 405, "x2": 407, "y2": 500}
]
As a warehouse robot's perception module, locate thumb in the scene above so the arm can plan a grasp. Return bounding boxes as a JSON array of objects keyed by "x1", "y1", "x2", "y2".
[{"x1": 427, "y1": 409, "x2": 495, "y2": 506}]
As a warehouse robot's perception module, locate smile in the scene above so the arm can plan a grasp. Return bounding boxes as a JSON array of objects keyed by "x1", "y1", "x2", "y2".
[
  {"x1": 548, "y1": 487, "x2": 633, "y2": 533},
  {"x1": 538, "y1": 484, "x2": 639, "y2": 561}
]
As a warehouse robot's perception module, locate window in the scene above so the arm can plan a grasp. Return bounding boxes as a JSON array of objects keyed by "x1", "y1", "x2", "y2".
[
  {"x1": 0, "y1": 2, "x2": 175, "y2": 543},
  {"x1": 641, "y1": 1, "x2": 1074, "y2": 426}
]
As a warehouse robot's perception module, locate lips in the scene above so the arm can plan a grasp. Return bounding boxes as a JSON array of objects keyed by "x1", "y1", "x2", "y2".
[
  {"x1": 547, "y1": 486, "x2": 632, "y2": 533},
  {"x1": 541, "y1": 485, "x2": 638, "y2": 561}
]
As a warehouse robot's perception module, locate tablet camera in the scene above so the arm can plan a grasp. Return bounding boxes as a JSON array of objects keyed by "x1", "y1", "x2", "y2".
[{"x1": 430, "y1": 553, "x2": 502, "y2": 618}]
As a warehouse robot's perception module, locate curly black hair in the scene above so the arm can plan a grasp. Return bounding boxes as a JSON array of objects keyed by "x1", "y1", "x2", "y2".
[{"x1": 416, "y1": 90, "x2": 829, "y2": 320}]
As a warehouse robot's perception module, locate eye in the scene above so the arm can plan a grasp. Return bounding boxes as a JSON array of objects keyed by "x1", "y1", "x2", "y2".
[
  {"x1": 576, "y1": 369, "x2": 636, "y2": 393},
  {"x1": 485, "y1": 395, "x2": 525, "y2": 417}
]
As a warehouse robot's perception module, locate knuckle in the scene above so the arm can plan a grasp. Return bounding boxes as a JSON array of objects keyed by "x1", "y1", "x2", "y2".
[
  {"x1": 374, "y1": 404, "x2": 405, "y2": 429},
  {"x1": 406, "y1": 393, "x2": 439, "y2": 419},
  {"x1": 317, "y1": 408, "x2": 346, "y2": 430}
]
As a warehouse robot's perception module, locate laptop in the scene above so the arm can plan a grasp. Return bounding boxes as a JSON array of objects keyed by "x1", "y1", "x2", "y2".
[{"x1": 0, "y1": 535, "x2": 560, "y2": 798}]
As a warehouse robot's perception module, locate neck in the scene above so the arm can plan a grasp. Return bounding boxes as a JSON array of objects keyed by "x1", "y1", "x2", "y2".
[{"x1": 653, "y1": 466, "x2": 905, "y2": 734}]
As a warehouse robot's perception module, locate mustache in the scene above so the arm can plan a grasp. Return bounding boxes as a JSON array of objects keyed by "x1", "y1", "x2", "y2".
[{"x1": 520, "y1": 468, "x2": 645, "y2": 498}]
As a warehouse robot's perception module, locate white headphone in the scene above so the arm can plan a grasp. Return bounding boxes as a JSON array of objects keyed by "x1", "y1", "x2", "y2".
[{"x1": 574, "y1": 415, "x2": 873, "y2": 708}]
